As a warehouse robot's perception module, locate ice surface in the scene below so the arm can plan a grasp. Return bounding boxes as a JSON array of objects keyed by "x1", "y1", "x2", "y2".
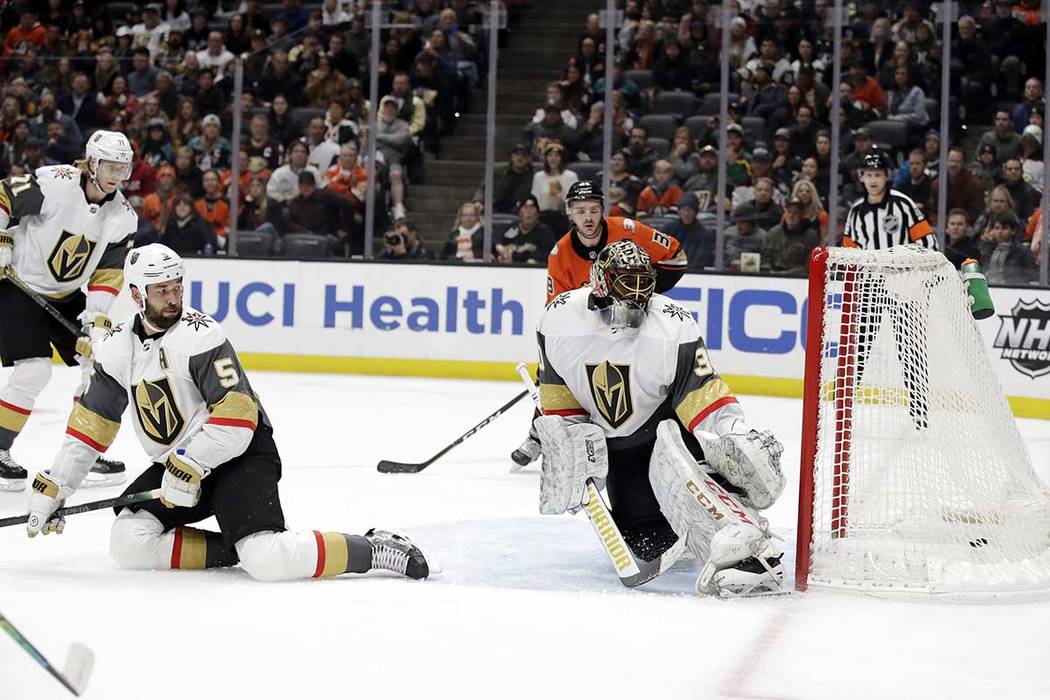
[{"x1": 1, "y1": 367, "x2": 1048, "y2": 699}]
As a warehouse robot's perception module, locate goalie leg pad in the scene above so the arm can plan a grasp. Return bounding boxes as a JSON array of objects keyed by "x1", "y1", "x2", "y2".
[{"x1": 535, "y1": 415, "x2": 608, "y2": 515}]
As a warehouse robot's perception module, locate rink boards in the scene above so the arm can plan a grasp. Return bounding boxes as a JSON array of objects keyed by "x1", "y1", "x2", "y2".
[{"x1": 108, "y1": 258, "x2": 1050, "y2": 418}]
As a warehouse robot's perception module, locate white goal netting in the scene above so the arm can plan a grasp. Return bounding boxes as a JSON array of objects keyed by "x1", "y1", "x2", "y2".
[{"x1": 802, "y1": 245, "x2": 1050, "y2": 595}]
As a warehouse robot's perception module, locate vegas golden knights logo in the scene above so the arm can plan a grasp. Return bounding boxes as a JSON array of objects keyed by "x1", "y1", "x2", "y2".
[
  {"x1": 134, "y1": 378, "x2": 186, "y2": 445},
  {"x1": 47, "y1": 230, "x2": 96, "y2": 283},
  {"x1": 586, "y1": 362, "x2": 633, "y2": 428}
]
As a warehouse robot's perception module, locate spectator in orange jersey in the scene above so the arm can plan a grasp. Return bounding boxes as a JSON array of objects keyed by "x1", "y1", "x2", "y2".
[
  {"x1": 144, "y1": 164, "x2": 178, "y2": 229},
  {"x1": 194, "y1": 169, "x2": 231, "y2": 248},
  {"x1": 635, "y1": 160, "x2": 683, "y2": 218},
  {"x1": 324, "y1": 141, "x2": 368, "y2": 209},
  {"x1": 3, "y1": 11, "x2": 47, "y2": 58},
  {"x1": 546, "y1": 180, "x2": 687, "y2": 303}
]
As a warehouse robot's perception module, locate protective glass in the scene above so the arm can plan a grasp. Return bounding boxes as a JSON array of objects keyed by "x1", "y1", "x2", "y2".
[{"x1": 97, "y1": 159, "x2": 132, "y2": 181}]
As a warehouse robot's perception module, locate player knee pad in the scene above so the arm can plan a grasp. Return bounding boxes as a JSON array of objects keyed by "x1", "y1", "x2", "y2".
[
  {"x1": 110, "y1": 509, "x2": 168, "y2": 570},
  {"x1": 1, "y1": 357, "x2": 53, "y2": 406},
  {"x1": 235, "y1": 530, "x2": 315, "y2": 582}
]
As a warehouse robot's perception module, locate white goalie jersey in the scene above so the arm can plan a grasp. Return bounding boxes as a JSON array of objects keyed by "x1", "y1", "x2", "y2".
[
  {"x1": 48, "y1": 309, "x2": 269, "y2": 489},
  {"x1": 537, "y1": 288, "x2": 746, "y2": 449},
  {"x1": 0, "y1": 165, "x2": 137, "y2": 298}
]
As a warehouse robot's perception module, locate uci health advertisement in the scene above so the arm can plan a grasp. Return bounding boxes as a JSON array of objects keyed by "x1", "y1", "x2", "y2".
[{"x1": 108, "y1": 258, "x2": 1046, "y2": 417}]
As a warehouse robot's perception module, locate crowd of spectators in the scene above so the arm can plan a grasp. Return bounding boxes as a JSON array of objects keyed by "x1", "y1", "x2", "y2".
[
  {"x1": 0, "y1": 0, "x2": 1047, "y2": 284},
  {"x1": 0, "y1": 0, "x2": 506, "y2": 257}
]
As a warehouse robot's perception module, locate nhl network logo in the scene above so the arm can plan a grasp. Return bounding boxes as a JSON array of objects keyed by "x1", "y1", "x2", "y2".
[{"x1": 993, "y1": 299, "x2": 1050, "y2": 379}]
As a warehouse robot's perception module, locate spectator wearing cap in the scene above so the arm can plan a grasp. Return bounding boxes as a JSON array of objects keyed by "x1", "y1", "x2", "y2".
[
  {"x1": 145, "y1": 164, "x2": 178, "y2": 229},
  {"x1": 141, "y1": 119, "x2": 176, "y2": 170},
  {"x1": 723, "y1": 203, "x2": 768, "y2": 270},
  {"x1": 286, "y1": 170, "x2": 359, "y2": 255},
  {"x1": 979, "y1": 110, "x2": 1024, "y2": 165},
  {"x1": 128, "y1": 47, "x2": 161, "y2": 97},
  {"x1": 972, "y1": 143, "x2": 1002, "y2": 191},
  {"x1": 375, "y1": 95, "x2": 412, "y2": 220},
  {"x1": 1020, "y1": 125, "x2": 1044, "y2": 189},
  {"x1": 531, "y1": 140, "x2": 578, "y2": 233},
  {"x1": 636, "y1": 160, "x2": 683, "y2": 219},
  {"x1": 761, "y1": 196, "x2": 820, "y2": 275},
  {"x1": 979, "y1": 213, "x2": 1038, "y2": 284},
  {"x1": 930, "y1": 147, "x2": 986, "y2": 225},
  {"x1": 734, "y1": 148, "x2": 786, "y2": 210},
  {"x1": 524, "y1": 101, "x2": 578, "y2": 160},
  {"x1": 999, "y1": 158, "x2": 1041, "y2": 222},
  {"x1": 197, "y1": 31, "x2": 235, "y2": 75},
  {"x1": 723, "y1": 123, "x2": 753, "y2": 189},
  {"x1": 1012, "y1": 78, "x2": 1045, "y2": 133},
  {"x1": 848, "y1": 60, "x2": 886, "y2": 115},
  {"x1": 268, "y1": 141, "x2": 321, "y2": 204},
  {"x1": 891, "y1": 148, "x2": 933, "y2": 213},
  {"x1": 681, "y1": 145, "x2": 721, "y2": 213},
  {"x1": 162, "y1": 193, "x2": 217, "y2": 255},
  {"x1": 131, "y1": 4, "x2": 171, "y2": 56},
  {"x1": 495, "y1": 195, "x2": 555, "y2": 265},
  {"x1": 195, "y1": 169, "x2": 231, "y2": 248},
  {"x1": 188, "y1": 114, "x2": 232, "y2": 172},
  {"x1": 663, "y1": 191, "x2": 714, "y2": 270},
  {"x1": 193, "y1": 68, "x2": 228, "y2": 118},
  {"x1": 473, "y1": 143, "x2": 536, "y2": 214}
]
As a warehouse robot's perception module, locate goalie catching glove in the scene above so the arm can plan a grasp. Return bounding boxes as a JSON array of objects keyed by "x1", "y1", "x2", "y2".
[
  {"x1": 694, "y1": 428, "x2": 785, "y2": 510},
  {"x1": 535, "y1": 415, "x2": 608, "y2": 514},
  {"x1": 161, "y1": 451, "x2": 209, "y2": 508}
]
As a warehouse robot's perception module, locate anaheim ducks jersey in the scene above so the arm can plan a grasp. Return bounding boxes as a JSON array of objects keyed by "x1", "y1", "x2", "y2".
[
  {"x1": 537, "y1": 288, "x2": 744, "y2": 449},
  {"x1": 0, "y1": 165, "x2": 136, "y2": 298},
  {"x1": 546, "y1": 216, "x2": 688, "y2": 303},
  {"x1": 50, "y1": 308, "x2": 270, "y2": 485}
]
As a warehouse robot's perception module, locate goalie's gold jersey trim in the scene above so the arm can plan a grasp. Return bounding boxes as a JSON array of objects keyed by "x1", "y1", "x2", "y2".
[{"x1": 52, "y1": 352, "x2": 1050, "y2": 421}]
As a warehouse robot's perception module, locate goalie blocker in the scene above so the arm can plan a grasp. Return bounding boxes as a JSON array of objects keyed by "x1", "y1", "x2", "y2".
[{"x1": 535, "y1": 240, "x2": 786, "y2": 596}]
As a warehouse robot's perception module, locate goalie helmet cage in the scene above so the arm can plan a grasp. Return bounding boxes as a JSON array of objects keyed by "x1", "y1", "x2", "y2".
[{"x1": 795, "y1": 245, "x2": 1050, "y2": 596}]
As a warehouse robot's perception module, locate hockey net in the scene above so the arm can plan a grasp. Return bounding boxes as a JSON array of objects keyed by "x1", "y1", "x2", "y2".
[{"x1": 796, "y1": 245, "x2": 1050, "y2": 595}]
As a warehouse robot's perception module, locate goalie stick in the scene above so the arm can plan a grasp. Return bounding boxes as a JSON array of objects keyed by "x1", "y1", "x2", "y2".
[
  {"x1": 515, "y1": 363, "x2": 686, "y2": 587},
  {"x1": 0, "y1": 612, "x2": 94, "y2": 696},
  {"x1": 377, "y1": 389, "x2": 530, "y2": 473},
  {"x1": 0, "y1": 489, "x2": 161, "y2": 529}
]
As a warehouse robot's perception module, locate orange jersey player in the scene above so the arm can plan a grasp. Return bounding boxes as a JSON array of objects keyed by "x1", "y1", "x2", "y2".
[{"x1": 545, "y1": 180, "x2": 688, "y2": 303}]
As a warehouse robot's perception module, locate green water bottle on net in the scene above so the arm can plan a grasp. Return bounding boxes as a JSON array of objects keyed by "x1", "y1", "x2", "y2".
[{"x1": 960, "y1": 258, "x2": 994, "y2": 320}]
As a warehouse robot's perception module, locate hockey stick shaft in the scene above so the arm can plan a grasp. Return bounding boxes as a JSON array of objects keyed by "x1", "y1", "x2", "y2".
[
  {"x1": 377, "y1": 389, "x2": 530, "y2": 473},
  {"x1": 0, "y1": 613, "x2": 88, "y2": 696},
  {"x1": 0, "y1": 489, "x2": 161, "y2": 529},
  {"x1": 514, "y1": 364, "x2": 681, "y2": 587},
  {"x1": 3, "y1": 268, "x2": 82, "y2": 337}
]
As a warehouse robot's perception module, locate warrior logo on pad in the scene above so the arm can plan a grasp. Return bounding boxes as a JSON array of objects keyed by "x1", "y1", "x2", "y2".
[
  {"x1": 586, "y1": 361, "x2": 633, "y2": 428},
  {"x1": 134, "y1": 378, "x2": 186, "y2": 445},
  {"x1": 47, "y1": 229, "x2": 96, "y2": 283}
]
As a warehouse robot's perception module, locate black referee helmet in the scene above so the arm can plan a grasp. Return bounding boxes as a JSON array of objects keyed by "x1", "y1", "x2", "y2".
[
  {"x1": 860, "y1": 149, "x2": 893, "y2": 173},
  {"x1": 565, "y1": 180, "x2": 605, "y2": 211}
]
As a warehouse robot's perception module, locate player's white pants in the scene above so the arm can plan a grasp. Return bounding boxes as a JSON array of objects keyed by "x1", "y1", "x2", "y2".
[
  {"x1": 110, "y1": 510, "x2": 325, "y2": 582},
  {"x1": 0, "y1": 358, "x2": 52, "y2": 437}
]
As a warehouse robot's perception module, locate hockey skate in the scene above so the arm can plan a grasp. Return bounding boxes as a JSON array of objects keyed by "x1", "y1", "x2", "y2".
[
  {"x1": 695, "y1": 523, "x2": 785, "y2": 598},
  {"x1": 80, "y1": 456, "x2": 126, "y2": 489},
  {"x1": 510, "y1": 435, "x2": 541, "y2": 469},
  {"x1": 0, "y1": 449, "x2": 27, "y2": 491},
  {"x1": 364, "y1": 529, "x2": 430, "y2": 580}
]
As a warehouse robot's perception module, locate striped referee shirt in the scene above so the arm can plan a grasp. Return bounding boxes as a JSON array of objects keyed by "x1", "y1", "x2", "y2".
[{"x1": 843, "y1": 189, "x2": 937, "y2": 250}]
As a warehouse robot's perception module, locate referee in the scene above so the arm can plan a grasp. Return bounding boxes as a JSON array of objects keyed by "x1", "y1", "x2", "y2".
[
  {"x1": 841, "y1": 149, "x2": 933, "y2": 429},
  {"x1": 844, "y1": 150, "x2": 936, "y2": 250}
]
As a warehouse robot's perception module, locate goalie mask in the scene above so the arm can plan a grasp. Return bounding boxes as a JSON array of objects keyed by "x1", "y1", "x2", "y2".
[{"x1": 589, "y1": 240, "x2": 656, "y2": 329}]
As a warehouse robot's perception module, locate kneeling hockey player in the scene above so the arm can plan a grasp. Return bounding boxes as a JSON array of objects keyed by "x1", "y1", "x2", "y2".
[
  {"x1": 25, "y1": 244, "x2": 430, "y2": 583},
  {"x1": 535, "y1": 239, "x2": 785, "y2": 596}
]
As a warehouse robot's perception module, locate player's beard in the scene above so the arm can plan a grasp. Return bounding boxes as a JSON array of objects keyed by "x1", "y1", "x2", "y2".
[{"x1": 144, "y1": 299, "x2": 183, "y2": 330}]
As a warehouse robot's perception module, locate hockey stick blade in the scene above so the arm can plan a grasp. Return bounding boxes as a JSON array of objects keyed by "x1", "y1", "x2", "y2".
[
  {"x1": 0, "y1": 489, "x2": 161, "y2": 529},
  {"x1": 376, "y1": 389, "x2": 529, "y2": 474},
  {"x1": 0, "y1": 614, "x2": 94, "y2": 696}
]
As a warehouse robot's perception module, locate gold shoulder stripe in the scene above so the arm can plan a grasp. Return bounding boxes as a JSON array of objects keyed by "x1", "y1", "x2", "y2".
[
  {"x1": 675, "y1": 378, "x2": 736, "y2": 429},
  {"x1": 207, "y1": 391, "x2": 258, "y2": 430},
  {"x1": 67, "y1": 402, "x2": 120, "y2": 450},
  {"x1": 88, "y1": 268, "x2": 123, "y2": 292},
  {"x1": 539, "y1": 382, "x2": 583, "y2": 412}
]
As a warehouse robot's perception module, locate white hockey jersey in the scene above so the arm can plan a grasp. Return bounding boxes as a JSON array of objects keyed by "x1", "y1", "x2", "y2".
[
  {"x1": 537, "y1": 288, "x2": 745, "y2": 449},
  {"x1": 49, "y1": 308, "x2": 269, "y2": 487},
  {"x1": 0, "y1": 165, "x2": 137, "y2": 298}
]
